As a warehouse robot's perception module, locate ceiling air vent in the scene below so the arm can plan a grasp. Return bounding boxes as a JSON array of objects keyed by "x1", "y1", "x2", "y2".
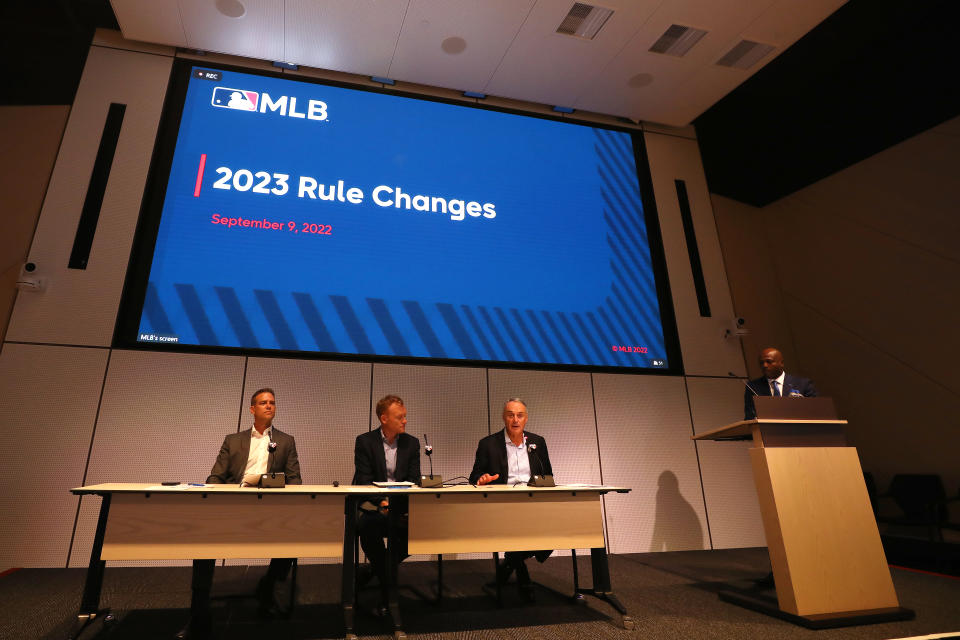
[
  {"x1": 556, "y1": 3, "x2": 614, "y2": 40},
  {"x1": 649, "y1": 24, "x2": 708, "y2": 57},
  {"x1": 716, "y1": 40, "x2": 776, "y2": 69}
]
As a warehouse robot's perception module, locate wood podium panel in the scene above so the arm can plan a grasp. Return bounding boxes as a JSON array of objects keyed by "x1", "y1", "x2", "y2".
[
  {"x1": 750, "y1": 447, "x2": 899, "y2": 616},
  {"x1": 102, "y1": 492, "x2": 344, "y2": 560},
  {"x1": 408, "y1": 491, "x2": 605, "y2": 555}
]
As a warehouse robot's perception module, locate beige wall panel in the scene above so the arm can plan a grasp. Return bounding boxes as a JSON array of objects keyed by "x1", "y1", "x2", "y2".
[
  {"x1": 710, "y1": 194, "x2": 795, "y2": 374},
  {"x1": 70, "y1": 350, "x2": 244, "y2": 566},
  {"x1": 593, "y1": 374, "x2": 707, "y2": 554},
  {"x1": 789, "y1": 115, "x2": 960, "y2": 264},
  {"x1": 786, "y1": 301, "x2": 959, "y2": 503},
  {"x1": 687, "y1": 376, "x2": 765, "y2": 549},
  {"x1": 242, "y1": 357, "x2": 371, "y2": 485},
  {"x1": 0, "y1": 344, "x2": 109, "y2": 568},
  {"x1": 6, "y1": 46, "x2": 172, "y2": 347},
  {"x1": 644, "y1": 132, "x2": 745, "y2": 378},
  {"x1": 0, "y1": 105, "x2": 69, "y2": 344},
  {"x1": 762, "y1": 197, "x2": 958, "y2": 397}
]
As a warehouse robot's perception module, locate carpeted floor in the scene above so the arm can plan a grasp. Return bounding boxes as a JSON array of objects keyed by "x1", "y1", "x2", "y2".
[{"x1": 3, "y1": 548, "x2": 959, "y2": 640}]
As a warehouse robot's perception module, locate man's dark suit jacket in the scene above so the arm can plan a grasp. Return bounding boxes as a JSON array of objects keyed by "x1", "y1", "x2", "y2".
[
  {"x1": 352, "y1": 429, "x2": 421, "y2": 485},
  {"x1": 469, "y1": 429, "x2": 552, "y2": 485},
  {"x1": 206, "y1": 427, "x2": 302, "y2": 484},
  {"x1": 744, "y1": 374, "x2": 818, "y2": 420}
]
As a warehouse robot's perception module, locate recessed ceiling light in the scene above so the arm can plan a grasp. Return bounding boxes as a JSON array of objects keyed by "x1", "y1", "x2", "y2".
[
  {"x1": 556, "y1": 3, "x2": 614, "y2": 40},
  {"x1": 441, "y1": 36, "x2": 467, "y2": 55},
  {"x1": 649, "y1": 24, "x2": 708, "y2": 57},
  {"x1": 215, "y1": 0, "x2": 245, "y2": 19},
  {"x1": 628, "y1": 73, "x2": 653, "y2": 88},
  {"x1": 716, "y1": 40, "x2": 776, "y2": 70}
]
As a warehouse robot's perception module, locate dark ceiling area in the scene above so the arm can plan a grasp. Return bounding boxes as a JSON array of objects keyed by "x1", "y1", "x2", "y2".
[
  {"x1": 2, "y1": 0, "x2": 957, "y2": 208},
  {"x1": 694, "y1": 0, "x2": 960, "y2": 207},
  {"x1": 0, "y1": 0, "x2": 117, "y2": 105}
]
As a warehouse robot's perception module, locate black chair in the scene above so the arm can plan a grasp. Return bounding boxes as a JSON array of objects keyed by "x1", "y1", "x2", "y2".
[
  {"x1": 352, "y1": 506, "x2": 444, "y2": 607},
  {"x1": 878, "y1": 474, "x2": 949, "y2": 542},
  {"x1": 209, "y1": 558, "x2": 298, "y2": 613}
]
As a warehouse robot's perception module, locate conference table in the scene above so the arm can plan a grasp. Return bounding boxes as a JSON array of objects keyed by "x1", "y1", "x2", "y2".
[{"x1": 70, "y1": 482, "x2": 631, "y2": 639}]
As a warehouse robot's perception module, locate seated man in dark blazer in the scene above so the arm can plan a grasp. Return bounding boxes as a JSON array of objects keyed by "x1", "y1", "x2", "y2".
[
  {"x1": 469, "y1": 397, "x2": 552, "y2": 601},
  {"x1": 352, "y1": 394, "x2": 421, "y2": 611},
  {"x1": 177, "y1": 387, "x2": 301, "y2": 639},
  {"x1": 744, "y1": 347, "x2": 818, "y2": 419}
]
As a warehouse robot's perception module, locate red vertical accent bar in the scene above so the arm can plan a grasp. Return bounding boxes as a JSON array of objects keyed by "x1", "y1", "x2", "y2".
[{"x1": 193, "y1": 153, "x2": 207, "y2": 197}]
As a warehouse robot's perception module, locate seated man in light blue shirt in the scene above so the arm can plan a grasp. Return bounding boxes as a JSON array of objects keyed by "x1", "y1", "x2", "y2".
[
  {"x1": 352, "y1": 395, "x2": 421, "y2": 613},
  {"x1": 469, "y1": 397, "x2": 553, "y2": 601}
]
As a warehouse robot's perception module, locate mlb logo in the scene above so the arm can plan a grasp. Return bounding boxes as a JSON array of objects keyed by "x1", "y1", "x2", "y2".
[{"x1": 211, "y1": 87, "x2": 259, "y2": 111}]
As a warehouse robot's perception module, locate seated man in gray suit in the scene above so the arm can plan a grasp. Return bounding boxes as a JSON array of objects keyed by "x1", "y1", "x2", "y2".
[
  {"x1": 744, "y1": 347, "x2": 818, "y2": 419},
  {"x1": 177, "y1": 387, "x2": 301, "y2": 639},
  {"x1": 469, "y1": 397, "x2": 553, "y2": 602}
]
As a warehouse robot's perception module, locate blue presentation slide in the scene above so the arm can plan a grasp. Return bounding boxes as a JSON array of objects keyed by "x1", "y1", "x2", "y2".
[{"x1": 136, "y1": 65, "x2": 671, "y2": 369}]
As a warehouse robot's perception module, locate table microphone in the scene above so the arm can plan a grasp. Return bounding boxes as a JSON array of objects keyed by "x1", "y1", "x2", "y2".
[
  {"x1": 419, "y1": 433, "x2": 443, "y2": 488},
  {"x1": 526, "y1": 440, "x2": 555, "y2": 487}
]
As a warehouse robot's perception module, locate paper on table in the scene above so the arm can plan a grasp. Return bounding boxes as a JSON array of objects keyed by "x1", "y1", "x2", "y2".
[{"x1": 143, "y1": 483, "x2": 209, "y2": 490}]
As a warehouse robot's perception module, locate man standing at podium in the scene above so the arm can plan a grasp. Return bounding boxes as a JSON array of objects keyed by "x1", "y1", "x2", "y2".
[
  {"x1": 744, "y1": 347, "x2": 818, "y2": 420},
  {"x1": 177, "y1": 387, "x2": 302, "y2": 639},
  {"x1": 469, "y1": 397, "x2": 553, "y2": 602}
]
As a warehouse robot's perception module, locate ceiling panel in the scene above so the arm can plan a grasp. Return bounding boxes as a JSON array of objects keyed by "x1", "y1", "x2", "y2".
[
  {"x1": 285, "y1": 0, "x2": 409, "y2": 77},
  {"x1": 388, "y1": 0, "x2": 535, "y2": 94},
  {"x1": 104, "y1": 0, "x2": 849, "y2": 128},
  {"x1": 743, "y1": 0, "x2": 846, "y2": 44},
  {"x1": 484, "y1": 0, "x2": 662, "y2": 109},
  {"x1": 641, "y1": 65, "x2": 749, "y2": 126},
  {"x1": 178, "y1": 0, "x2": 284, "y2": 62},
  {"x1": 576, "y1": 0, "x2": 775, "y2": 121},
  {"x1": 110, "y1": 0, "x2": 186, "y2": 46},
  {"x1": 631, "y1": 0, "x2": 846, "y2": 124}
]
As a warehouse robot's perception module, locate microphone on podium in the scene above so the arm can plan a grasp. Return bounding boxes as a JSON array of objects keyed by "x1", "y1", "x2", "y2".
[
  {"x1": 526, "y1": 439, "x2": 555, "y2": 487},
  {"x1": 418, "y1": 433, "x2": 443, "y2": 488}
]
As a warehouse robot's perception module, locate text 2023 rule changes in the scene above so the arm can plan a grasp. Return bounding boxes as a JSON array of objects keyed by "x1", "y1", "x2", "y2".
[{"x1": 136, "y1": 64, "x2": 671, "y2": 368}]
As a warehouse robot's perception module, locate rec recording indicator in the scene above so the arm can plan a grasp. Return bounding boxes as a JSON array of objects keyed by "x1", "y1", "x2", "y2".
[
  {"x1": 193, "y1": 69, "x2": 222, "y2": 81},
  {"x1": 123, "y1": 62, "x2": 680, "y2": 372}
]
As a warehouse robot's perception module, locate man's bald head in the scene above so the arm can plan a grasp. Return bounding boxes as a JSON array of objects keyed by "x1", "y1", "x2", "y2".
[{"x1": 758, "y1": 348, "x2": 785, "y2": 380}]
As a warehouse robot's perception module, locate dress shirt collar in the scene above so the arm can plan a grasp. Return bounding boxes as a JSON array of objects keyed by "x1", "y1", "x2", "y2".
[
  {"x1": 503, "y1": 429, "x2": 525, "y2": 448},
  {"x1": 768, "y1": 371, "x2": 785, "y2": 393}
]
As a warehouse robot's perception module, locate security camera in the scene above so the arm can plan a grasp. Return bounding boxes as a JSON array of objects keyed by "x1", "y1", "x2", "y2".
[
  {"x1": 16, "y1": 262, "x2": 46, "y2": 292},
  {"x1": 723, "y1": 317, "x2": 748, "y2": 339}
]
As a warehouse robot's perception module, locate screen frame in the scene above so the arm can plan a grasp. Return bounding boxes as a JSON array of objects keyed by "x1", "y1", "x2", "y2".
[{"x1": 114, "y1": 58, "x2": 683, "y2": 376}]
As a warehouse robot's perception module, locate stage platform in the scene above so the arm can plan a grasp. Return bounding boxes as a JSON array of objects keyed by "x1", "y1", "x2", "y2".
[{"x1": 4, "y1": 548, "x2": 959, "y2": 640}]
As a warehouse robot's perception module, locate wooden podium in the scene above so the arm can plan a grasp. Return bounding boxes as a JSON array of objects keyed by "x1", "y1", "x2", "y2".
[{"x1": 693, "y1": 398, "x2": 913, "y2": 628}]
